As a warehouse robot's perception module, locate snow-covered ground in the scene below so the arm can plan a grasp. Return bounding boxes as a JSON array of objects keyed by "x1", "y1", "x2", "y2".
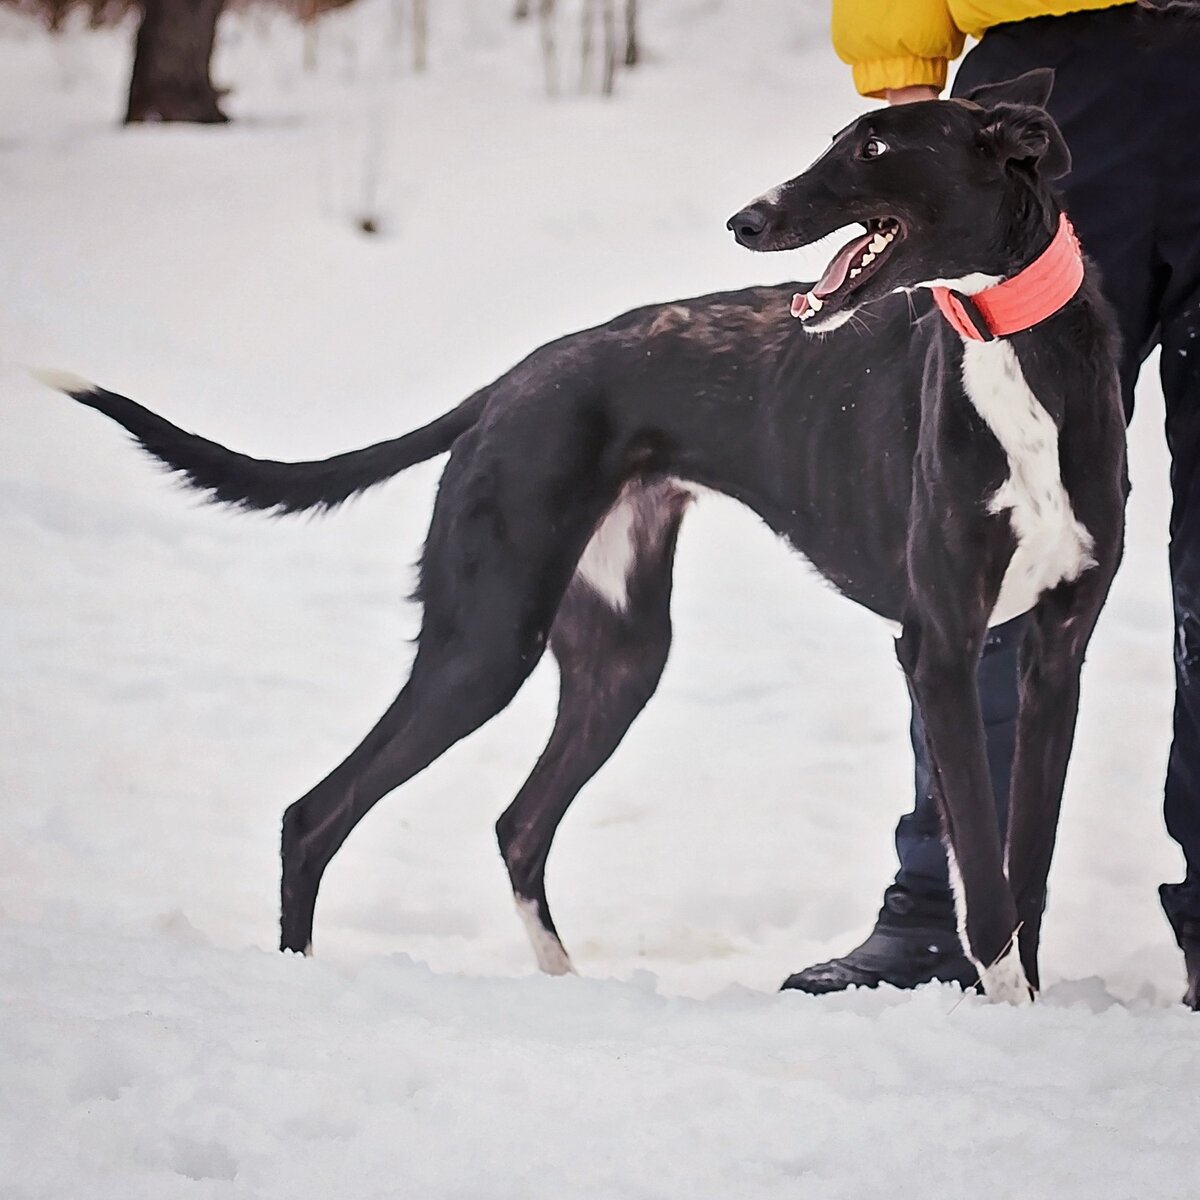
[{"x1": 3, "y1": 3, "x2": 1198, "y2": 1196}]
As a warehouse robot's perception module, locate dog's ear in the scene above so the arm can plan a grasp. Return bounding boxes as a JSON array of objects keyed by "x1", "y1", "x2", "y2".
[
  {"x1": 965, "y1": 68, "x2": 1055, "y2": 111},
  {"x1": 980, "y1": 102, "x2": 1072, "y2": 179}
]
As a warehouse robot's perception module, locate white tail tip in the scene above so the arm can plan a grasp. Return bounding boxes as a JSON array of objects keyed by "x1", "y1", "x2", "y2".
[{"x1": 30, "y1": 368, "x2": 96, "y2": 395}]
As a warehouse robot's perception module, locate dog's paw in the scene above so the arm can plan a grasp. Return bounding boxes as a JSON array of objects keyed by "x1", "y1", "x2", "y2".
[{"x1": 978, "y1": 947, "x2": 1034, "y2": 1005}]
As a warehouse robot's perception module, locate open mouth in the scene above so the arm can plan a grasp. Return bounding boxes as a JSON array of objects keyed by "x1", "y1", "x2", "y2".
[{"x1": 791, "y1": 217, "x2": 904, "y2": 322}]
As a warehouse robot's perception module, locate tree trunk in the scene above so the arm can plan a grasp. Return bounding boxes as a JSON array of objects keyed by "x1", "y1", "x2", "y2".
[
  {"x1": 579, "y1": 0, "x2": 596, "y2": 92},
  {"x1": 624, "y1": 0, "x2": 638, "y2": 67},
  {"x1": 600, "y1": 0, "x2": 616, "y2": 95},
  {"x1": 125, "y1": 0, "x2": 228, "y2": 124},
  {"x1": 538, "y1": 0, "x2": 558, "y2": 97},
  {"x1": 412, "y1": 0, "x2": 428, "y2": 72}
]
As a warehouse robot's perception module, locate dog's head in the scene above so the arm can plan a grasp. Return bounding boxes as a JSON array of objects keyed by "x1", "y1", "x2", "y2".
[{"x1": 727, "y1": 70, "x2": 1070, "y2": 332}]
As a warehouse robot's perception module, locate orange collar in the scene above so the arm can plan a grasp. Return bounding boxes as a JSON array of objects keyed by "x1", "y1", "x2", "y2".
[{"x1": 931, "y1": 213, "x2": 1084, "y2": 342}]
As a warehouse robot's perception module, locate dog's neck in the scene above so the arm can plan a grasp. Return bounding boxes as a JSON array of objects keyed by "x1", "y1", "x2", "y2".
[{"x1": 930, "y1": 213, "x2": 1084, "y2": 342}]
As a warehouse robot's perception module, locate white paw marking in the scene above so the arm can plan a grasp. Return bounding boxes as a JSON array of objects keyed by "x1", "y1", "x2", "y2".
[
  {"x1": 979, "y1": 944, "x2": 1033, "y2": 1005},
  {"x1": 576, "y1": 495, "x2": 637, "y2": 613},
  {"x1": 946, "y1": 844, "x2": 1034, "y2": 1005},
  {"x1": 515, "y1": 896, "x2": 575, "y2": 976}
]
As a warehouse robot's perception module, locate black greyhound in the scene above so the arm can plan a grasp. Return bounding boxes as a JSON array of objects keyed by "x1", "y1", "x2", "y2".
[{"x1": 40, "y1": 71, "x2": 1125, "y2": 1001}]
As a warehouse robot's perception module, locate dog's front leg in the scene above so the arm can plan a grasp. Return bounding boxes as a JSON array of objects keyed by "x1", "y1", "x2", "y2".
[
  {"x1": 896, "y1": 622, "x2": 1029, "y2": 1003},
  {"x1": 1004, "y1": 580, "x2": 1111, "y2": 992}
]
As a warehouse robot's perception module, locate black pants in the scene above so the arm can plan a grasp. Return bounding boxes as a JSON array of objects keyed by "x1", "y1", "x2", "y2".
[{"x1": 898, "y1": 6, "x2": 1200, "y2": 930}]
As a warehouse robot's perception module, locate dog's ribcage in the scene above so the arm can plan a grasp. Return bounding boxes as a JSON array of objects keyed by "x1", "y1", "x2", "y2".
[
  {"x1": 573, "y1": 337, "x2": 1095, "y2": 627},
  {"x1": 962, "y1": 338, "x2": 1096, "y2": 626}
]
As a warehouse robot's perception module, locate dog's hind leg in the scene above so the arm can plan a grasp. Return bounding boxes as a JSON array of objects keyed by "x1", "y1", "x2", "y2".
[
  {"x1": 1004, "y1": 578, "x2": 1112, "y2": 991},
  {"x1": 280, "y1": 639, "x2": 542, "y2": 955},
  {"x1": 496, "y1": 480, "x2": 690, "y2": 974},
  {"x1": 896, "y1": 620, "x2": 1027, "y2": 1002},
  {"x1": 279, "y1": 429, "x2": 620, "y2": 955}
]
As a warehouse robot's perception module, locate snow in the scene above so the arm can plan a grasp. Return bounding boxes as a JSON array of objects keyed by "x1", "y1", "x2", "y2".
[{"x1": 2, "y1": 3, "x2": 1198, "y2": 1197}]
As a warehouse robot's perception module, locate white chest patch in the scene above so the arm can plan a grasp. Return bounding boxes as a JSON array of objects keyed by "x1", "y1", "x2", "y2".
[
  {"x1": 575, "y1": 494, "x2": 637, "y2": 612},
  {"x1": 959, "y1": 339, "x2": 1096, "y2": 626}
]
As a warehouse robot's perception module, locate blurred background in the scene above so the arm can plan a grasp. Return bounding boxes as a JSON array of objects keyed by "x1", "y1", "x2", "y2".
[{"x1": 5, "y1": 7, "x2": 1197, "y2": 1196}]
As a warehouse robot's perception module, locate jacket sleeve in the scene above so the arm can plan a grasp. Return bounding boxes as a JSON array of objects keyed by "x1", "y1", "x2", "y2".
[{"x1": 831, "y1": 0, "x2": 966, "y2": 98}]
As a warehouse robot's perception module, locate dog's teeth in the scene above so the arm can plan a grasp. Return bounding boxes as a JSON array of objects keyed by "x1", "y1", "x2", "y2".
[
  {"x1": 869, "y1": 234, "x2": 887, "y2": 253},
  {"x1": 800, "y1": 309, "x2": 814, "y2": 321},
  {"x1": 850, "y1": 268, "x2": 861, "y2": 278},
  {"x1": 883, "y1": 230, "x2": 895, "y2": 242},
  {"x1": 806, "y1": 292, "x2": 823, "y2": 312},
  {"x1": 861, "y1": 252, "x2": 876, "y2": 265}
]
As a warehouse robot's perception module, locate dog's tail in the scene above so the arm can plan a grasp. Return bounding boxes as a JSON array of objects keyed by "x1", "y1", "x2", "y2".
[{"x1": 33, "y1": 370, "x2": 487, "y2": 515}]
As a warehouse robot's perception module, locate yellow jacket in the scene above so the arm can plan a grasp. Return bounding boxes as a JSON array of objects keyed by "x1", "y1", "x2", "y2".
[{"x1": 833, "y1": 0, "x2": 1132, "y2": 97}]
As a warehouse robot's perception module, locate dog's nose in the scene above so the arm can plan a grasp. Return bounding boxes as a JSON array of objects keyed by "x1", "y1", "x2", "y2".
[{"x1": 727, "y1": 206, "x2": 769, "y2": 246}]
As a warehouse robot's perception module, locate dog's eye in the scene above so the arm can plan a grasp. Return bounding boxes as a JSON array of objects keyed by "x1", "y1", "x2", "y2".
[{"x1": 861, "y1": 136, "x2": 889, "y2": 159}]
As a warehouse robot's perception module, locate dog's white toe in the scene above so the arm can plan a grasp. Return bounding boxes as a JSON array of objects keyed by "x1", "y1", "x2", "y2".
[
  {"x1": 978, "y1": 946, "x2": 1034, "y2": 1005},
  {"x1": 515, "y1": 896, "x2": 576, "y2": 976}
]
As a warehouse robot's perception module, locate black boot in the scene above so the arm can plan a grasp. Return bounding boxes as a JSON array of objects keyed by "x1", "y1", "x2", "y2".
[
  {"x1": 780, "y1": 886, "x2": 977, "y2": 994},
  {"x1": 1159, "y1": 881, "x2": 1200, "y2": 1010}
]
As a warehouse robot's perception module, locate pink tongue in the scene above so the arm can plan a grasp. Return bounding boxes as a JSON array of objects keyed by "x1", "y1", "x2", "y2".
[{"x1": 814, "y1": 231, "x2": 875, "y2": 298}]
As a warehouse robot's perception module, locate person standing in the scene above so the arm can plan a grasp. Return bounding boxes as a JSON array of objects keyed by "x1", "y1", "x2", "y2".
[{"x1": 782, "y1": 0, "x2": 1200, "y2": 1008}]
